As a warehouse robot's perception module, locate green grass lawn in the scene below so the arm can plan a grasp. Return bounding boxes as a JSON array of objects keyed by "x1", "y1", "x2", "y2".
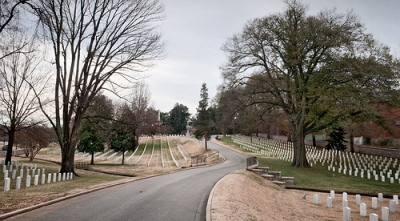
[{"x1": 220, "y1": 136, "x2": 400, "y2": 196}]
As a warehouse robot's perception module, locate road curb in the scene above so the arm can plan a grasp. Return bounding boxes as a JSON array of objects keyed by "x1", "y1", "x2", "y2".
[
  {"x1": 206, "y1": 172, "x2": 230, "y2": 221},
  {"x1": 0, "y1": 177, "x2": 139, "y2": 220}
]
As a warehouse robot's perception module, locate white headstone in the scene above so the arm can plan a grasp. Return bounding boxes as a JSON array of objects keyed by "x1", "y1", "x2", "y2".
[
  {"x1": 47, "y1": 173, "x2": 52, "y2": 183},
  {"x1": 382, "y1": 206, "x2": 389, "y2": 221},
  {"x1": 372, "y1": 197, "x2": 378, "y2": 209},
  {"x1": 26, "y1": 175, "x2": 31, "y2": 187},
  {"x1": 343, "y1": 199, "x2": 348, "y2": 208},
  {"x1": 53, "y1": 173, "x2": 57, "y2": 183},
  {"x1": 393, "y1": 195, "x2": 399, "y2": 205},
  {"x1": 313, "y1": 194, "x2": 318, "y2": 204},
  {"x1": 369, "y1": 212, "x2": 377, "y2": 220},
  {"x1": 343, "y1": 192, "x2": 347, "y2": 201},
  {"x1": 378, "y1": 193, "x2": 383, "y2": 202},
  {"x1": 34, "y1": 175, "x2": 39, "y2": 186},
  {"x1": 41, "y1": 174, "x2": 46, "y2": 185},
  {"x1": 389, "y1": 200, "x2": 396, "y2": 213},
  {"x1": 11, "y1": 169, "x2": 16, "y2": 179},
  {"x1": 330, "y1": 190, "x2": 335, "y2": 199},
  {"x1": 342, "y1": 206, "x2": 351, "y2": 221},
  {"x1": 356, "y1": 194, "x2": 361, "y2": 205},
  {"x1": 16, "y1": 176, "x2": 21, "y2": 189},
  {"x1": 58, "y1": 173, "x2": 61, "y2": 182},
  {"x1": 327, "y1": 196, "x2": 333, "y2": 208},
  {"x1": 360, "y1": 203, "x2": 367, "y2": 216},
  {"x1": 4, "y1": 178, "x2": 10, "y2": 192}
]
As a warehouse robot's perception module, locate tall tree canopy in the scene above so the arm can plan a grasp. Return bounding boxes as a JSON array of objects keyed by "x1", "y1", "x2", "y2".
[
  {"x1": 30, "y1": 0, "x2": 164, "y2": 173},
  {"x1": 221, "y1": 0, "x2": 400, "y2": 167},
  {"x1": 169, "y1": 103, "x2": 190, "y2": 135}
]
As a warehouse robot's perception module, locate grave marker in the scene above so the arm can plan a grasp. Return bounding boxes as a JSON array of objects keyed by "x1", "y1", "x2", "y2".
[
  {"x1": 360, "y1": 203, "x2": 367, "y2": 216},
  {"x1": 34, "y1": 175, "x2": 39, "y2": 186},
  {"x1": 381, "y1": 206, "x2": 389, "y2": 221},
  {"x1": 356, "y1": 194, "x2": 361, "y2": 205},
  {"x1": 4, "y1": 178, "x2": 10, "y2": 192},
  {"x1": 343, "y1": 207, "x2": 351, "y2": 221},
  {"x1": 313, "y1": 194, "x2": 318, "y2": 204},
  {"x1": 26, "y1": 175, "x2": 31, "y2": 187},
  {"x1": 326, "y1": 196, "x2": 332, "y2": 208},
  {"x1": 372, "y1": 197, "x2": 378, "y2": 209},
  {"x1": 16, "y1": 176, "x2": 21, "y2": 189},
  {"x1": 378, "y1": 193, "x2": 383, "y2": 202},
  {"x1": 369, "y1": 213, "x2": 378, "y2": 221},
  {"x1": 389, "y1": 200, "x2": 396, "y2": 213}
]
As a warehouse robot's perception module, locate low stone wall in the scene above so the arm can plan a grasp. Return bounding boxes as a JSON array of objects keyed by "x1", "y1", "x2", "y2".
[{"x1": 353, "y1": 145, "x2": 400, "y2": 159}]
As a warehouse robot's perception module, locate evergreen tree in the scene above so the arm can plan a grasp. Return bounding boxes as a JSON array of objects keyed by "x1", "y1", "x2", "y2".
[
  {"x1": 194, "y1": 83, "x2": 212, "y2": 150},
  {"x1": 325, "y1": 126, "x2": 347, "y2": 151},
  {"x1": 77, "y1": 126, "x2": 105, "y2": 165},
  {"x1": 169, "y1": 103, "x2": 190, "y2": 135}
]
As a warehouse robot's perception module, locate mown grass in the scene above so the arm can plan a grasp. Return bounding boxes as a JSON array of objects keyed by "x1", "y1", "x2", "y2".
[{"x1": 220, "y1": 136, "x2": 400, "y2": 196}]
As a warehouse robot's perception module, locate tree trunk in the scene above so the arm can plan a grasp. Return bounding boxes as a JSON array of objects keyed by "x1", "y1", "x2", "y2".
[
  {"x1": 60, "y1": 140, "x2": 76, "y2": 174},
  {"x1": 204, "y1": 137, "x2": 208, "y2": 151},
  {"x1": 312, "y1": 134, "x2": 316, "y2": 147},
  {"x1": 29, "y1": 147, "x2": 34, "y2": 161},
  {"x1": 349, "y1": 128, "x2": 354, "y2": 153},
  {"x1": 287, "y1": 132, "x2": 292, "y2": 142},
  {"x1": 5, "y1": 129, "x2": 15, "y2": 165},
  {"x1": 290, "y1": 124, "x2": 309, "y2": 167},
  {"x1": 90, "y1": 152, "x2": 94, "y2": 165},
  {"x1": 122, "y1": 150, "x2": 125, "y2": 165}
]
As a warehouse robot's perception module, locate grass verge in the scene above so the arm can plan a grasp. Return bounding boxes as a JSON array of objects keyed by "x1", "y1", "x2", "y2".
[{"x1": 220, "y1": 136, "x2": 400, "y2": 196}]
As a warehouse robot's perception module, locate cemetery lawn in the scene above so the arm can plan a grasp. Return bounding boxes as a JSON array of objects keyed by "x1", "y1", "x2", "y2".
[
  {"x1": 218, "y1": 136, "x2": 399, "y2": 196},
  {"x1": 0, "y1": 158, "x2": 126, "y2": 215}
]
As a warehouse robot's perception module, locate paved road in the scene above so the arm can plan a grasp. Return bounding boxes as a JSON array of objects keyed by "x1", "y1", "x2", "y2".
[{"x1": 7, "y1": 140, "x2": 247, "y2": 221}]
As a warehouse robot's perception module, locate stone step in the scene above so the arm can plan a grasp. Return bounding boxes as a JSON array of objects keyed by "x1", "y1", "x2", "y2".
[
  {"x1": 247, "y1": 168, "x2": 264, "y2": 175},
  {"x1": 268, "y1": 171, "x2": 282, "y2": 180},
  {"x1": 281, "y1": 176, "x2": 294, "y2": 186},
  {"x1": 272, "y1": 180, "x2": 286, "y2": 186},
  {"x1": 256, "y1": 166, "x2": 269, "y2": 173},
  {"x1": 261, "y1": 174, "x2": 275, "y2": 180}
]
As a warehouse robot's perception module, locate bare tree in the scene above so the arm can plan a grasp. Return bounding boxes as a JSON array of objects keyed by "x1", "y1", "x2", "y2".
[
  {"x1": 0, "y1": 24, "x2": 45, "y2": 165},
  {"x1": 131, "y1": 81, "x2": 152, "y2": 145},
  {"x1": 32, "y1": 0, "x2": 164, "y2": 173},
  {"x1": 111, "y1": 102, "x2": 135, "y2": 165},
  {"x1": 0, "y1": 0, "x2": 32, "y2": 61},
  {"x1": 17, "y1": 125, "x2": 54, "y2": 161},
  {"x1": 221, "y1": 1, "x2": 400, "y2": 167}
]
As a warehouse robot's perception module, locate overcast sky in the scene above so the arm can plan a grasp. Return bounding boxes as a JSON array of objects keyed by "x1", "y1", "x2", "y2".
[{"x1": 146, "y1": 0, "x2": 400, "y2": 115}]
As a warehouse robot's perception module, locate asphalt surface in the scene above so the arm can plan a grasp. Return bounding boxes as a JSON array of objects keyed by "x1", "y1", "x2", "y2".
[{"x1": 6, "y1": 140, "x2": 247, "y2": 221}]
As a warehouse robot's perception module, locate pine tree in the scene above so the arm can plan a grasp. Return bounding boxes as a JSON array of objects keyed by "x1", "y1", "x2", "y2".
[{"x1": 194, "y1": 83, "x2": 212, "y2": 150}]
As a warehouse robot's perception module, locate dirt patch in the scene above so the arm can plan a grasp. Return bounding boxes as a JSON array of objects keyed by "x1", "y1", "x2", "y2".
[{"x1": 210, "y1": 169, "x2": 400, "y2": 221}]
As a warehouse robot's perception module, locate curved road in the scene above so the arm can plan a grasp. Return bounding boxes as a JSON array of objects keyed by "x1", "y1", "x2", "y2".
[{"x1": 7, "y1": 140, "x2": 247, "y2": 221}]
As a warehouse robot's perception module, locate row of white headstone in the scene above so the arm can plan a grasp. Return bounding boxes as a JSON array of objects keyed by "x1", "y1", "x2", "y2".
[
  {"x1": 74, "y1": 136, "x2": 186, "y2": 168},
  {"x1": 316, "y1": 191, "x2": 398, "y2": 221},
  {"x1": 2, "y1": 161, "x2": 74, "y2": 192},
  {"x1": 4, "y1": 171, "x2": 74, "y2": 191},
  {"x1": 232, "y1": 135, "x2": 400, "y2": 184}
]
